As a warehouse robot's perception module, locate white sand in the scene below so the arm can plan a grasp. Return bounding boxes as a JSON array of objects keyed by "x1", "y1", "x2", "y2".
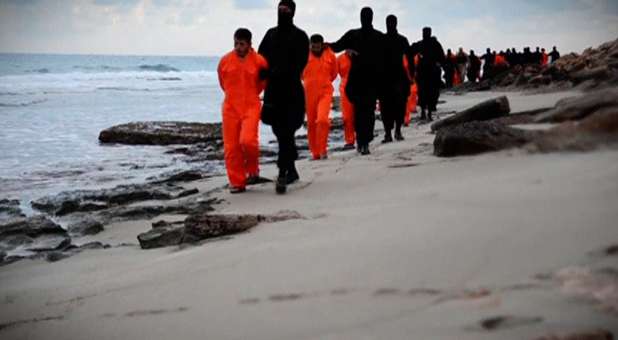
[{"x1": 1, "y1": 90, "x2": 617, "y2": 340}]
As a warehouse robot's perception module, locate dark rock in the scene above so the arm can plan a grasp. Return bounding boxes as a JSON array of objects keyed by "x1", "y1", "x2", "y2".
[
  {"x1": 431, "y1": 96, "x2": 510, "y2": 132},
  {"x1": 0, "y1": 216, "x2": 65, "y2": 237},
  {"x1": 45, "y1": 252, "x2": 70, "y2": 263},
  {"x1": 434, "y1": 121, "x2": 535, "y2": 157},
  {"x1": 606, "y1": 244, "x2": 618, "y2": 256},
  {"x1": 476, "y1": 315, "x2": 543, "y2": 331},
  {"x1": 0, "y1": 199, "x2": 25, "y2": 222},
  {"x1": 152, "y1": 220, "x2": 184, "y2": 228},
  {"x1": 67, "y1": 218, "x2": 104, "y2": 236},
  {"x1": 150, "y1": 170, "x2": 204, "y2": 184},
  {"x1": 99, "y1": 121, "x2": 222, "y2": 145},
  {"x1": 184, "y1": 214, "x2": 260, "y2": 240},
  {"x1": 25, "y1": 235, "x2": 71, "y2": 252},
  {"x1": 491, "y1": 108, "x2": 552, "y2": 125},
  {"x1": 534, "y1": 330, "x2": 614, "y2": 340},
  {"x1": 535, "y1": 88, "x2": 618, "y2": 123},
  {"x1": 31, "y1": 183, "x2": 199, "y2": 216},
  {"x1": 138, "y1": 225, "x2": 185, "y2": 250}
]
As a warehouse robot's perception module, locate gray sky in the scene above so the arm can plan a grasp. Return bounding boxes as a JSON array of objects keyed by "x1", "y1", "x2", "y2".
[{"x1": 1, "y1": 0, "x2": 617, "y2": 56}]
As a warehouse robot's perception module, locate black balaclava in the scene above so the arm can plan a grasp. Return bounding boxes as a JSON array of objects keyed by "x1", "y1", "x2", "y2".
[
  {"x1": 360, "y1": 7, "x2": 373, "y2": 30},
  {"x1": 278, "y1": 0, "x2": 296, "y2": 28},
  {"x1": 422, "y1": 27, "x2": 432, "y2": 41},
  {"x1": 386, "y1": 15, "x2": 397, "y2": 35}
]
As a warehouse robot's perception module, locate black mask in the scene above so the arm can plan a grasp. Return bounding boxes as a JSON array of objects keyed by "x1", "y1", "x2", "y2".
[
  {"x1": 361, "y1": 7, "x2": 373, "y2": 30},
  {"x1": 277, "y1": 1, "x2": 295, "y2": 28},
  {"x1": 386, "y1": 15, "x2": 397, "y2": 34}
]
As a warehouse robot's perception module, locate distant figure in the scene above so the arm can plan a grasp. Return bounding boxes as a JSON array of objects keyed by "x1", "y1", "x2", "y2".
[
  {"x1": 541, "y1": 48, "x2": 549, "y2": 66},
  {"x1": 522, "y1": 47, "x2": 533, "y2": 65},
  {"x1": 258, "y1": 0, "x2": 309, "y2": 194},
  {"x1": 329, "y1": 7, "x2": 385, "y2": 155},
  {"x1": 379, "y1": 14, "x2": 410, "y2": 143},
  {"x1": 217, "y1": 28, "x2": 268, "y2": 194},
  {"x1": 533, "y1": 47, "x2": 542, "y2": 65},
  {"x1": 403, "y1": 55, "x2": 419, "y2": 126},
  {"x1": 549, "y1": 46, "x2": 561, "y2": 64},
  {"x1": 408, "y1": 27, "x2": 446, "y2": 121},
  {"x1": 481, "y1": 48, "x2": 494, "y2": 80},
  {"x1": 467, "y1": 50, "x2": 482, "y2": 83},
  {"x1": 456, "y1": 47, "x2": 468, "y2": 83},
  {"x1": 303, "y1": 34, "x2": 338, "y2": 160},
  {"x1": 443, "y1": 49, "x2": 456, "y2": 88},
  {"x1": 337, "y1": 51, "x2": 356, "y2": 148}
]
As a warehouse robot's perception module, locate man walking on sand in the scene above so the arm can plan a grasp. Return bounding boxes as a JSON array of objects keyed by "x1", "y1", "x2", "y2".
[
  {"x1": 408, "y1": 27, "x2": 445, "y2": 121},
  {"x1": 303, "y1": 34, "x2": 338, "y2": 160},
  {"x1": 328, "y1": 7, "x2": 385, "y2": 155},
  {"x1": 258, "y1": 0, "x2": 309, "y2": 194},
  {"x1": 217, "y1": 28, "x2": 268, "y2": 194}
]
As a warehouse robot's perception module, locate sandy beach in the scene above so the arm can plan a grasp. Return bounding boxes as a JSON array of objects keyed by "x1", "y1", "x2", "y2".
[{"x1": 1, "y1": 90, "x2": 617, "y2": 340}]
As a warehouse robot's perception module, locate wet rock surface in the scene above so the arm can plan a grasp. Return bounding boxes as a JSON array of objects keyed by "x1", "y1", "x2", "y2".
[
  {"x1": 535, "y1": 88, "x2": 618, "y2": 123},
  {"x1": 0, "y1": 199, "x2": 25, "y2": 222},
  {"x1": 99, "y1": 121, "x2": 222, "y2": 145},
  {"x1": 31, "y1": 183, "x2": 200, "y2": 216},
  {"x1": 137, "y1": 211, "x2": 303, "y2": 249}
]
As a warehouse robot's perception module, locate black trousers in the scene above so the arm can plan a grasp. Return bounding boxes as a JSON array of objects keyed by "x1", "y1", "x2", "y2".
[
  {"x1": 380, "y1": 95, "x2": 407, "y2": 132},
  {"x1": 271, "y1": 124, "x2": 298, "y2": 174},
  {"x1": 351, "y1": 96, "x2": 377, "y2": 147},
  {"x1": 418, "y1": 65, "x2": 441, "y2": 112}
]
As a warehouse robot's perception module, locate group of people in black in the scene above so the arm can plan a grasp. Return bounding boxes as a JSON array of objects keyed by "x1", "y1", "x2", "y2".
[
  {"x1": 248, "y1": 0, "x2": 561, "y2": 194},
  {"x1": 443, "y1": 46, "x2": 562, "y2": 87}
]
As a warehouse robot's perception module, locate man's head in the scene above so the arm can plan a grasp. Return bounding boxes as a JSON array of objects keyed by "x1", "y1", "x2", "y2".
[
  {"x1": 470, "y1": 50, "x2": 475, "y2": 56},
  {"x1": 233, "y1": 28, "x2": 252, "y2": 58},
  {"x1": 542, "y1": 48, "x2": 546, "y2": 53},
  {"x1": 422, "y1": 27, "x2": 432, "y2": 40},
  {"x1": 278, "y1": 0, "x2": 295, "y2": 27},
  {"x1": 361, "y1": 7, "x2": 373, "y2": 29},
  {"x1": 310, "y1": 34, "x2": 324, "y2": 56},
  {"x1": 553, "y1": 46, "x2": 557, "y2": 51},
  {"x1": 536, "y1": 47, "x2": 540, "y2": 52},
  {"x1": 486, "y1": 48, "x2": 491, "y2": 53},
  {"x1": 386, "y1": 15, "x2": 397, "y2": 34}
]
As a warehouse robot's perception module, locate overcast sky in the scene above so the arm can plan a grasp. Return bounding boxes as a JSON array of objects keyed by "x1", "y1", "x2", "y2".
[{"x1": 1, "y1": 0, "x2": 617, "y2": 56}]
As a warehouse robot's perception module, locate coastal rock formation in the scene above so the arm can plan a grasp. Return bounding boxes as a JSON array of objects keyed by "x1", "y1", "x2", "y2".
[
  {"x1": 137, "y1": 211, "x2": 303, "y2": 249},
  {"x1": 67, "y1": 218, "x2": 104, "y2": 236},
  {"x1": 99, "y1": 121, "x2": 222, "y2": 145},
  {"x1": 0, "y1": 199, "x2": 25, "y2": 222},
  {"x1": 0, "y1": 216, "x2": 71, "y2": 264},
  {"x1": 461, "y1": 38, "x2": 618, "y2": 91},
  {"x1": 431, "y1": 96, "x2": 511, "y2": 132},
  {"x1": 434, "y1": 90, "x2": 618, "y2": 157},
  {"x1": 31, "y1": 183, "x2": 199, "y2": 216},
  {"x1": 434, "y1": 121, "x2": 535, "y2": 157}
]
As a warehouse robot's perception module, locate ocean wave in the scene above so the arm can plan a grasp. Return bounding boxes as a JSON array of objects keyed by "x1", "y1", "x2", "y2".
[
  {"x1": 146, "y1": 77, "x2": 183, "y2": 81},
  {"x1": 73, "y1": 65, "x2": 123, "y2": 72},
  {"x1": 138, "y1": 64, "x2": 180, "y2": 72},
  {"x1": 0, "y1": 98, "x2": 47, "y2": 107},
  {"x1": 27, "y1": 68, "x2": 50, "y2": 74},
  {"x1": 96, "y1": 86, "x2": 152, "y2": 92},
  {"x1": 0, "y1": 92, "x2": 20, "y2": 96}
]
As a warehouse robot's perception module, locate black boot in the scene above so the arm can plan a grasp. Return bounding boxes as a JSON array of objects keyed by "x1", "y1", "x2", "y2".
[
  {"x1": 394, "y1": 128, "x2": 404, "y2": 141},
  {"x1": 276, "y1": 169, "x2": 287, "y2": 195},
  {"x1": 420, "y1": 110, "x2": 427, "y2": 121},
  {"x1": 382, "y1": 130, "x2": 393, "y2": 144},
  {"x1": 360, "y1": 144, "x2": 371, "y2": 155},
  {"x1": 286, "y1": 165, "x2": 300, "y2": 185},
  {"x1": 427, "y1": 110, "x2": 433, "y2": 122}
]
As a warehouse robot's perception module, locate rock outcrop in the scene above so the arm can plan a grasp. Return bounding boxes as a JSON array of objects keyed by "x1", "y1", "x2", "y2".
[
  {"x1": 99, "y1": 121, "x2": 222, "y2": 145},
  {"x1": 431, "y1": 96, "x2": 511, "y2": 132}
]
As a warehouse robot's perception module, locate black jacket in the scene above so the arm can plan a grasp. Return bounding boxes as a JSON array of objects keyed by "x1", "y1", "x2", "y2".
[
  {"x1": 258, "y1": 25, "x2": 309, "y2": 130},
  {"x1": 383, "y1": 31, "x2": 411, "y2": 98},
  {"x1": 408, "y1": 37, "x2": 446, "y2": 78}
]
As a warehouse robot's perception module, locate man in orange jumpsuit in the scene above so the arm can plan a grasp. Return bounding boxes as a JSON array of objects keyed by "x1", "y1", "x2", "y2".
[
  {"x1": 303, "y1": 34, "x2": 338, "y2": 160},
  {"x1": 218, "y1": 28, "x2": 268, "y2": 193},
  {"x1": 403, "y1": 55, "x2": 418, "y2": 126},
  {"x1": 337, "y1": 50, "x2": 355, "y2": 149}
]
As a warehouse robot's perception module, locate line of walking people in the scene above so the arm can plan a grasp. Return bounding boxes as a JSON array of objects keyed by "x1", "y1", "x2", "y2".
[
  {"x1": 217, "y1": 0, "x2": 446, "y2": 194},
  {"x1": 444, "y1": 46, "x2": 562, "y2": 87}
]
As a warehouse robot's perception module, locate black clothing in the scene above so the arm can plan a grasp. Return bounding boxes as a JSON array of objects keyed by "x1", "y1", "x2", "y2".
[
  {"x1": 468, "y1": 55, "x2": 482, "y2": 83},
  {"x1": 380, "y1": 30, "x2": 410, "y2": 134},
  {"x1": 443, "y1": 54, "x2": 456, "y2": 88},
  {"x1": 258, "y1": 18, "x2": 309, "y2": 175},
  {"x1": 481, "y1": 52, "x2": 494, "y2": 79},
  {"x1": 409, "y1": 37, "x2": 445, "y2": 112},
  {"x1": 549, "y1": 50, "x2": 561, "y2": 63},
  {"x1": 330, "y1": 25, "x2": 385, "y2": 147}
]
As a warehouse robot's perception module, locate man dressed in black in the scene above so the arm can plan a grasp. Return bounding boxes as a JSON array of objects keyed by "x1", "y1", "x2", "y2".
[
  {"x1": 328, "y1": 7, "x2": 385, "y2": 155},
  {"x1": 408, "y1": 27, "x2": 445, "y2": 121},
  {"x1": 258, "y1": 0, "x2": 309, "y2": 194},
  {"x1": 379, "y1": 14, "x2": 410, "y2": 143}
]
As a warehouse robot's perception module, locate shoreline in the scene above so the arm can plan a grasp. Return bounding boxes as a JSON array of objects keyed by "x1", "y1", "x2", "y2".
[{"x1": 1, "y1": 89, "x2": 617, "y2": 339}]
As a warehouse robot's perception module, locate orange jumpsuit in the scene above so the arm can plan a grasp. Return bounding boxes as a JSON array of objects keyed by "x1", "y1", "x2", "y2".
[
  {"x1": 303, "y1": 48, "x2": 338, "y2": 159},
  {"x1": 337, "y1": 53, "x2": 355, "y2": 145},
  {"x1": 541, "y1": 53, "x2": 549, "y2": 66},
  {"x1": 403, "y1": 56, "x2": 418, "y2": 126},
  {"x1": 217, "y1": 48, "x2": 268, "y2": 189}
]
